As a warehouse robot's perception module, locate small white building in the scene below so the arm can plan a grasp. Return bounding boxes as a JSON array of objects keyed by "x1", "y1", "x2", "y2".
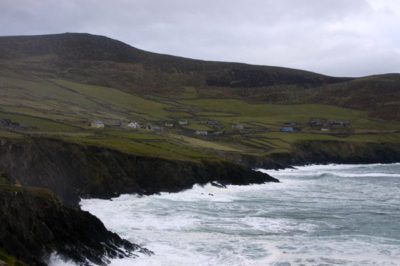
[
  {"x1": 195, "y1": 130, "x2": 208, "y2": 136},
  {"x1": 90, "y1": 120, "x2": 105, "y2": 128},
  {"x1": 232, "y1": 123, "x2": 244, "y2": 130},
  {"x1": 165, "y1": 122, "x2": 174, "y2": 128},
  {"x1": 178, "y1": 120, "x2": 189, "y2": 126},
  {"x1": 127, "y1": 121, "x2": 140, "y2": 129}
]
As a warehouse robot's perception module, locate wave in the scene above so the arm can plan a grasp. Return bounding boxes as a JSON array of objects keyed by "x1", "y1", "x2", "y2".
[
  {"x1": 258, "y1": 162, "x2": 400, "y2": 173},
  {"x1": 69, "y1": 163, "x2": 400, "y2": 266},
  {"x1": 267, "y1": 171, "x2": 400, "y2": 178}
]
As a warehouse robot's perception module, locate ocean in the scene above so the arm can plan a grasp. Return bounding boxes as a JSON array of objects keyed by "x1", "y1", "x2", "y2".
[{"x1": 52, "y1": 164, "x2": 400, "y2": 265}]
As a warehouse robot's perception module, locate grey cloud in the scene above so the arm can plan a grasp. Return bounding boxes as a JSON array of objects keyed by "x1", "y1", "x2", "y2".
[{"x1": 0, "y1": 0, "x2": 399, "y2": 77}]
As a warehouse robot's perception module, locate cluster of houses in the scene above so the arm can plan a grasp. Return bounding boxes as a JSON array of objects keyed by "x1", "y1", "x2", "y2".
[
  {"x1": 309, "y1": 119, "x2": 350, "y2": 132},
  {"x1": 277, "y1": 119, "x2": 351, "y2": 133},
  {"x1": 90, "y1": 120, "x2": 162, "y2": 131},
  {"x1": 90, "y1": 117, "x2": 351, "y2": 136},
  {"x1": 89, "y1": 119, "x2": 191, "y2": 132},
  {"x1": 279, "y1": 122, "x2": 299, "y2": 133},
  {"x1": 90, "y1": 118, "x2": 244, "y2": 138}
]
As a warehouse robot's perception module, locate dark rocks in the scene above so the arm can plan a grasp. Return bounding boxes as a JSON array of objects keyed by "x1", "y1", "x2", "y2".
[
  {"x1": 0, "y1": 138, "x2": 278, "y2": 206},
  {"x1": 0, "y1": 185, "x2": 151, "y2": 266},
  {"x1": 271, "y1": 140, "x2": 400, "y2": 166},
  {"x1": 211, "y1": 181, "x2": 226, "y2": 188},
  {"x1": 0, "y1": 119, "x2": 23, "y2": 130},
  {"x1": 0, "y1": 137, "x2": 277, "y2": 265}
]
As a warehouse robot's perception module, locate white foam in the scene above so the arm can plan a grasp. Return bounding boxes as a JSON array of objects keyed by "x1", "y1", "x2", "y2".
[
  {"x1": 52, "y1": 163, "x2": 400, "y2": 266},
  {"x1": 48, "y1": 253, "x2": 77, "y2": 266}
]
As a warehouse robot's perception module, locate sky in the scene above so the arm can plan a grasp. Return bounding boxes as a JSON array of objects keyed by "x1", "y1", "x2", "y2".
[{"x1": 0, "y1": 0, "x2": 399, "y2": 77}]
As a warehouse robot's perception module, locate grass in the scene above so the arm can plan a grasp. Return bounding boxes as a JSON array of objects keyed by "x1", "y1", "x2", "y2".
[
  {"x1": 0, "y1": 249, "x2": 25, "y2": 266},
  {"x1": 1, "y1": 74, "x2": 400, "y2": 161},
  {"x1": 52, "y1": 79, "x2": 169, "y2": 119},
  {"x1": 0, "y1": 111, "x2": 78, "y2": 132},
  {"x1": 0, "y1": 174, "x2": 10, "y2": 185},
  {"x1": 0, "y1": 129, "x2": 24, "y2": 139},
  {"x1": 61, "y1": 133, "x2": 213, "y2": 161},
  {"x1": 168, "y1": 133, "x2": 242, "y2": 152},
  {"x1": 182, "y1": 99, "x2": 375, "y2": 127}
]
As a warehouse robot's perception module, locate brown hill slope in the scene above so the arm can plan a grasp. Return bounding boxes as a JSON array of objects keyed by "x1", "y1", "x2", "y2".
[
  {"x1": 0, "y1": 33, "x2": 399, "y2": 120},
  {"x1": 0, "y1": 33, "x2": 349, "y2": 90}
]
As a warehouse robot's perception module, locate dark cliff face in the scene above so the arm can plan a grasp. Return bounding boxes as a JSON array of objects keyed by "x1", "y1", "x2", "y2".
[
  {"x1": 0, "y1": 137, "x2": 277, "y2": 264},
  {"x1": 269, "y1": 141, "x2": 400, "y2": 166},
  {"x1": 0, "y1": 138, "x2": 278, "y2": 205},
  {"x1": 0, "y1": 186, "x2": 151, "y2": 266}
]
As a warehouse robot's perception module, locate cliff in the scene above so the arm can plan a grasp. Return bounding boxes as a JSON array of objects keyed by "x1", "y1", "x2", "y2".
[
  {"x1": 271, "y1": 140, "x2": 400, "y2": 166},
  {"x1": 0, "y1": 138, "x2": 278, "y2": 205},
  {"x1": 0, "y1": 185, "x2": 151, "y2": 266}
]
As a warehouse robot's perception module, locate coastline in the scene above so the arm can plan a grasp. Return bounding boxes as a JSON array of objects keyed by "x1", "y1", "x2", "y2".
[
  {"x1": 1, "y1": 136, "x2": 400, "y2": 265},
  {"x1": 78, "y1": 163, "x2": 400, "y2": 266}
]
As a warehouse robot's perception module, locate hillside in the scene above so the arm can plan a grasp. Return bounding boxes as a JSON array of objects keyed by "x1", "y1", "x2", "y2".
[
  {"x1": 0, "y1": 33, "x2": 399, "y2": 165},
  {"x1": 1, "y1": 33, "x2": 399, "y2": 119},
  {"x1": 0, "y1": 33, "x2": 349, "y2": 92}
]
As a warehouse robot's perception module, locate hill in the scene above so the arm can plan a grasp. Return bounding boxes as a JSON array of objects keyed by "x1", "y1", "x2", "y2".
[
  {"x1": 1, "y1": 33, "x2": 399, "y2": 119},
  {"x1": 0, "y1": 33, "x2": 349, "y2": 91},
  {"x1": 0, "y1": 33, "x2": 399, "y2": 162}
]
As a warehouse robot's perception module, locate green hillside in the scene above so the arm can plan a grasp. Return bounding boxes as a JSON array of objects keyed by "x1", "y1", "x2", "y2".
[{"x1": 0, "y1": 33, "x2": 399, "y2": 162}]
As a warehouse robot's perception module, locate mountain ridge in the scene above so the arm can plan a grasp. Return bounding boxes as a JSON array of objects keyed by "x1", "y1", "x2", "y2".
[
  {"x1": 0, "y1": 32, "x2": 352, "y2": 87},
  {"x1": 1, "y1": 32, "x2": 399, "y2": 121}
]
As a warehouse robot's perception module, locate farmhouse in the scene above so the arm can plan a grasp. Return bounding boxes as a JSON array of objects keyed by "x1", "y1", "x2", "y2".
[
  {"x1": 127, "y1": 121, "x2": 140, "y2": 129},
  {"x1": 232, "y1": 123, "x2": 244, "y2": 130},
  {"x1": 212, "y1": 131, "x2": 224, "y2": 136},
  {"x1": 146, "y1": 124, "x2": 162, "y2": 131},
  {"x1": 328, "y1": 120, "x2": 350, "y2": 128},
  {"x1": 178, "y1": 120, "x2": 188, "y2": 126},
  {"x1": 281, "y1": 126, "x2": 295, "y2": 133},
  {"x1": 90, "y1": 120, "x2": 105, "y2": 128},
  {"x1": 165, "y1": 122, "x2": 174, "y2": 128},
  {"x1": 195, "y1": 130, "x2": 208, "y2": 136},
  {"x1": 207, "y1": 120, "x2": 219, "y2": 126},
  {"x1": 309, "y1": 119, "x2": 325, "y2": 127}
]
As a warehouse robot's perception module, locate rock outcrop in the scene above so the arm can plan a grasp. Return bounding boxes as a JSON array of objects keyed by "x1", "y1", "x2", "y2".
[
  {"x1": 0, "y1": 138, "x2": 278, "y2": 205},
  {"x1": 0, "y1": 185, "x2": 151, "y2": 266}
]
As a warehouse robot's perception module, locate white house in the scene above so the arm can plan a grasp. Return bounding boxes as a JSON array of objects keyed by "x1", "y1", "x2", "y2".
[
  {"x1": 232, "y1": 123, "x2": 244, "y2": 130},
  {"x1": 90, "y1": 120, "x2": 105, "y2": 128},
  {"x1": 178, "y1": 120, "x2": 188, "y2": 126},
  {"x1": 195, "y1": 130, "x2": 208, "y2": 136},
  {"x1": 165, "y1": 122, "x2": 174, "y2": 128},
  {"x1": 127, "y1": 121, "x2": 140, "y2": 129}
]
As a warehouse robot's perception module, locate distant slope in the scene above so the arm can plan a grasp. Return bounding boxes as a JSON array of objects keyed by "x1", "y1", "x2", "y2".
[
  {"x1": 0, "y1": 33, "x2": 349, "y2": 89},
  {"x1": 309, "y1": 74, "x2": 400, "y2": 120},
  {"x1": 0, "y1": 32, "x2": 399, "y2": 120}
]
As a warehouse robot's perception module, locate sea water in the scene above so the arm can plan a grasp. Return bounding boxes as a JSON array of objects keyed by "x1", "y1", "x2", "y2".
[{"x1": 53, "y1": 164, "x2": 400, "y2": 265}]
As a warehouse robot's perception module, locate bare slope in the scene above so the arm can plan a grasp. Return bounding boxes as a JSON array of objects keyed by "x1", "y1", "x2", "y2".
[{"x1": 1, "y1": 33, "x2": 399, "y2": 120}]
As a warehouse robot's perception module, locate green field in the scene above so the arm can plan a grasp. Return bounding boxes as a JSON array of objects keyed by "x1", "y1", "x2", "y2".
[{"x1": 1, "y1": 75, "x2": 400, "y2": 161}]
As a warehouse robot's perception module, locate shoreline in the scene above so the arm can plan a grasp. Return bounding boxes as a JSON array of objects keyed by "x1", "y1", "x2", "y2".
[
  {"x1": 1, "y1": 137, "x2": 400, "y2": 265},
  {"x1": 78, "y1": 163, "x2": 400, "y2": 266}
]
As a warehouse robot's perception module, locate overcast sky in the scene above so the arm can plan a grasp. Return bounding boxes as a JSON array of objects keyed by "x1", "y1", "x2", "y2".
[{"x1": 1, "y1": 0, "x2": 399, "y2": 77}]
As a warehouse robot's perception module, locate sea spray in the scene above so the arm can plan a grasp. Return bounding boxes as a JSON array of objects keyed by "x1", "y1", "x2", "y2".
[{"x1": 67, "y1": 164, "x2": 400, "y2": 266}]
